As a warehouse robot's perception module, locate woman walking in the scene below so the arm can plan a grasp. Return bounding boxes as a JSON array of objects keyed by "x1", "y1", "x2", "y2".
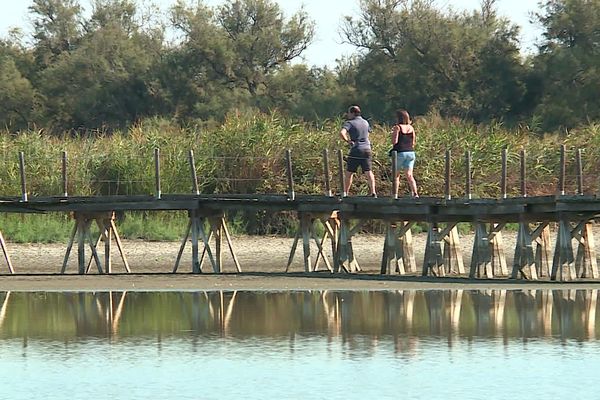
[{"x1": 390, "y1": 109, "x2": 418, "y2": 198}]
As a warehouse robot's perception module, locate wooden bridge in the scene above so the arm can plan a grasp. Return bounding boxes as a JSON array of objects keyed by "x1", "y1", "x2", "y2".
[{"x1": 0, "y1": 145, "x2": 599, "y2": 281}]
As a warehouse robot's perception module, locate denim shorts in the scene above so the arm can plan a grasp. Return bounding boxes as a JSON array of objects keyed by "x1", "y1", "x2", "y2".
[{"x1": 395, "y1": 151, "x2": 416, "y2": 169}]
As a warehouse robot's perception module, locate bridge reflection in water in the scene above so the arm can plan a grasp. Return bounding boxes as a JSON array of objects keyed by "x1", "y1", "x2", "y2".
[{"x1": 0, "y1": 290, "x2": 598, "y2": 349}]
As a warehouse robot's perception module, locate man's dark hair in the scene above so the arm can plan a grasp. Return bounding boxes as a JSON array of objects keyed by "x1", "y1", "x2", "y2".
[{"x1": 348, "y1": 105, "x2": 361, "y2": 115}]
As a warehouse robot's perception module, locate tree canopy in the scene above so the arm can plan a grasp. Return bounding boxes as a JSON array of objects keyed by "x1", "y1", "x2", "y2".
[{"x1": 0, "y1": 0, "x2": 597, "y2": 132}]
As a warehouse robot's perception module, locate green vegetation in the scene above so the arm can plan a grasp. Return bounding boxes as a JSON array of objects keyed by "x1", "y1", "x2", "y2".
[
  {"x1": 0, "y1": 114, "x2": 598, "y2": 242},
  {"x1": 0, "y1": 0, "x2": 598, "y2": 242}
]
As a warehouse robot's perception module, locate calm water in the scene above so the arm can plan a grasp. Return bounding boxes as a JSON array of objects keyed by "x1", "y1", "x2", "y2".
[{"x1": 1, "y1": 290, "x2": 599, "y2": 399}]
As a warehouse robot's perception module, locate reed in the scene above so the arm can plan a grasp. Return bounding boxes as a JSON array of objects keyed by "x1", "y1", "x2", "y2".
[{"x1": 0, "y1": 112, "x2": 599, "y2": 240}]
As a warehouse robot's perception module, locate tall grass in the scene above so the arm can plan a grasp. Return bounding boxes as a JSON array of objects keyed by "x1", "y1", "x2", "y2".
[{"x1": 0, "y1": 111, "x2": 598, "y2": 241}]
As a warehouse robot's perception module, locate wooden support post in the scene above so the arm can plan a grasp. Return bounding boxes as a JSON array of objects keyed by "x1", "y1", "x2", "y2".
[
  {"x1": 444, "y1": 225, "x2": 465, "y2": 275},
  {"x1": 174, "y1": 211, "x2": 240, "y2": 274},
  {"x1": 534, "y1": 223, "x2": 552, "y2": 278},
  {"x1": 380, "y1": 221, "x2": 416, "y2": 275},
  {"x1": 470, "y1": 223, "x2": 494, "y2": 278},
  {"x1": 189, "y1": 150, "x2": 200, "y2": 195},
  {"x1": 18, "y1": 152, "x2": 27, "y2": 202},
  {"x1": 285, "y1": 149, "x2": 295, "y2": 201},
  {"x1": 574, "y1": 221, "x2": 598, "y2": 279},
  {"x1": 576, "y1": 148, "x2": 583, "y2": 195},
  {"x1": 470, "y1": 222, "x2": 507, "y2": 279},
  {"x1": 61, "y1": 213, "x2": 103, "y2": 274},
  {"x1": 154, "y1": 148, "x2": 161, "y2": 199},
  {"x1": 511, "y1": 222, "x2": 538, "y2": 280},
  {"x1": 558, "y1": 144, "x2": 566, "y2": 196},
  {"x1": 337, "y1": 150, "x2": 346, "y2": 198},
  {"x1": 445, "y1": 150, "x2": 451, "y2": 200},
  {"x1": 422, "y1": 223, "x2": 445, "y2": 276},
  {"x1": 501, "y1": 147, "x2": 507, "y2": 199},
  {"x1": 422, "y1": 223, "x2": 464, "y2": 276},
  {"x1": 62, "y1": 151, "x2": 68, "y2": 197},
  {"x1": 0, "y1": 231, "x2": 15, "y2": 274},
  {"x1": 465, "y1": 151, "x2": 472, "y2": 200},
  {"x1": 391, "y1": 150, "x2": 398, "y2": 199},
  {"x1": 301, "y1": 214, "x2": 312, "y2": 272},
  {"x1": 63, "y1": 212, "x2": 130, "y2": 274},
  {"x1": 512, "y1": 222, "x2": 550, "y2": 279},
  {"x1": 335, "y1": 216, "x2": 362, "y2": 273},
  {"x1": 288, "y1": 212, "x2": 336, "y2": 273},
  {"x1": 551, "y1": 217, "x2": 576, "y2": 281},
  {"x1": 322, "y1": 149, "x2": 332, "y2": 197},
  {"x1": 520, "y1": 149, "x2": 527, "y2": 197}
]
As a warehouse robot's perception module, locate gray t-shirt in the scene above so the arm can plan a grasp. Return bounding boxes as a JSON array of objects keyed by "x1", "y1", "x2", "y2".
[{"x1": 342, "y1": 116, "x2": 371, "y2": 150}]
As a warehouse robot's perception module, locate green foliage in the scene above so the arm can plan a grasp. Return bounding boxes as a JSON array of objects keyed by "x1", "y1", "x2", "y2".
[{"x1": 532, "y1": 0, "x2": 600, "y2": 130}]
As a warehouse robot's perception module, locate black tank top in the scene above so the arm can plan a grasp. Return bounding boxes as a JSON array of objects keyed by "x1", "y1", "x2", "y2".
[{"x1": 392, "y1": 125, "x2": 414, "y2": 152}]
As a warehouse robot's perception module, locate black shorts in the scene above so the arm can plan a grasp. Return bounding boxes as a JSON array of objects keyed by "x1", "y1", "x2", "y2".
[{"x1": 347, "y1": 148, "x2": 373, "y2": 173}]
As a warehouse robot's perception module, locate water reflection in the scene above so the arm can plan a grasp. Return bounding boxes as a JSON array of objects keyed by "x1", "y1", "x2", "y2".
[{"x1": 0, "y1": 290, "x2": 598, "y2": 347}]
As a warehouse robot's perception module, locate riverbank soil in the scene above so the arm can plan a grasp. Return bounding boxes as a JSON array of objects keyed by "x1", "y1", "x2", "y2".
[{"x1": 2, "y1": 229, "x2": 600, "y2": 290}]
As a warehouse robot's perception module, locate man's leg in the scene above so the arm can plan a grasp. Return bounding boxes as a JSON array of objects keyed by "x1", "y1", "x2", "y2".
[
  {"x1": 366, "y1": 171, "x2": 376, "y2": 196},
  {"x1": 344, "y1": 171, "x2": 354, "y2": 196}
]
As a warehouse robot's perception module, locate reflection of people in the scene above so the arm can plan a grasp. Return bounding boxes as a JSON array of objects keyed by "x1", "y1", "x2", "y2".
[
  {"x1": 339, "y1": 105, "x2": 377, "y2": 197},
  {"x1": 390, "y1": 109, "x2": 418, "y2": 198}
]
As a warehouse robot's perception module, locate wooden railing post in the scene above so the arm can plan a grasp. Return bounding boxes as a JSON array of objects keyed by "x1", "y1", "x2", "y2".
[
  {"x1": 501, "y1": 147, "x2": 507, "y2": 199},
  {"x1": 520, "y1": 149, "x2": 527, "y2": 197},
  {"x1": 337, "y1": 150, "x2": 346, "y2": 198},
  {"x1": 391, "y1": 150, "x2": 398, "y2": 199},
  {"x1": 445, "y1": 150, "x2": 451, "y2": 200},
  {"x1": 465, "y1": 150, "x2": 472, "y2": 200},
  {"x1": 18, "y1": 152, "x2": 27, "y2": 202},
  {"x1": 558, "y1": 144, "x2": 566, "y2": 195},
  {"x1": 62, "y1": 151, "x2": 68, "y2": 197},
  {"x1": 322, "y1": 149, "x2": 332, "y2": 197},
  {"x1": 576, "y1": 148, "x2": 583, "y2": 195},
  {"x1": 188, "y1": 150, "x2": 200, "y2": 195},
  {"x1": 285, "y1": 149, "x2": 295, "y2": 200},
  {"x1": 154, "y1": 148, "x2": 161, "y2": 199}
]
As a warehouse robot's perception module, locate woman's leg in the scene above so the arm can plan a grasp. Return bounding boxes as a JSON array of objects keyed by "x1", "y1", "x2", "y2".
[
  {"x1": 406, "y1": 168, "x2": 418, "y2": 197},
  {"x1": 394, "y1": 171, "x2": 402, "y2": 197}
]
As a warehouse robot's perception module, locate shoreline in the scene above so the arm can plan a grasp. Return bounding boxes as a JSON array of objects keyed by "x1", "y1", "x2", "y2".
[{"x1": 3, "y1": 273, "x2": 600, "y2": 292}]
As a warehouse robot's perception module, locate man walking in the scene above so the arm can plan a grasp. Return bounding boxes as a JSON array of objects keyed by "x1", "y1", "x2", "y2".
[{"x1": 339, "y1": 105, "x2": 377, "y2": 197}]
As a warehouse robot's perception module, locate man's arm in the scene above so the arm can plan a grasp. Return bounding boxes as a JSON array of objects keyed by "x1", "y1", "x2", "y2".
[{"x1": 339, "y1": 128, "x2": 352, "y2": 145}]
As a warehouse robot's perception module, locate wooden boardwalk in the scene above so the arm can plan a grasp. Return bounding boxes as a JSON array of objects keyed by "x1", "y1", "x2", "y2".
[
  {"x1": 0, "y1": 144, "x2": 599, "y2": 280},
  {"x1": 0, "y1": 193, "x2": 599, "y2": 281}
]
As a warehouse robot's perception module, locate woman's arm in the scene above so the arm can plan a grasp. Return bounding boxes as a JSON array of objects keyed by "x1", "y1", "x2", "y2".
[{"x1": 391, "y1": 124, "x2": 400, "y2": 145}]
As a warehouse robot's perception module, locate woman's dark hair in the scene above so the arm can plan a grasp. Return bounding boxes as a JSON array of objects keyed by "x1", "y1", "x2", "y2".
[{"x1": 396, "y1": 109, "x2": 411, "y2": 124}]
